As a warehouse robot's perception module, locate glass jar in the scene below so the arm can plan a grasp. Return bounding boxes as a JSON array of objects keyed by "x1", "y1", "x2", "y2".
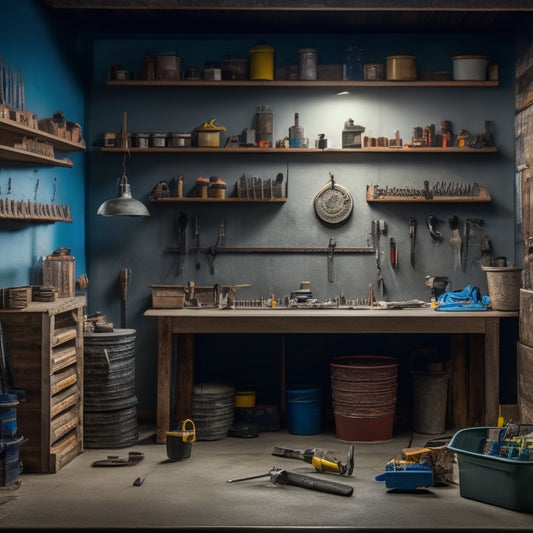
[{"x1": 343, "y1": 45, "x2": 364, "y2": 81}]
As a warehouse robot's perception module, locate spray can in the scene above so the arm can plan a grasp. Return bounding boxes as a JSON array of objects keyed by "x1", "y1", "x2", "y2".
[{"x1": 255, "y1": 105, "x2": 274, "y2": 147}]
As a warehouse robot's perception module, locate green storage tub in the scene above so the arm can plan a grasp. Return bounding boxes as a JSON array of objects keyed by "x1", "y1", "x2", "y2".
[{"x1": 448, "y1": 426, "x2": 533, "y2": 512}]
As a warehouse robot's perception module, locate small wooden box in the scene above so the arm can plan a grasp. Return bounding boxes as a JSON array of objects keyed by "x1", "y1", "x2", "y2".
[
  {"x1": 43, "y1": 256, "x2": 75, "y2": 298},
  {"x1": 151, "y1": 285, "x2": 185, "y2": 308}
]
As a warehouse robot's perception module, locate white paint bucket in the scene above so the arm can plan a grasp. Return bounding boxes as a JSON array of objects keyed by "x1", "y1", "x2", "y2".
[{"x1": 452, "y1": 55, "x2": 489, "y2": 80}]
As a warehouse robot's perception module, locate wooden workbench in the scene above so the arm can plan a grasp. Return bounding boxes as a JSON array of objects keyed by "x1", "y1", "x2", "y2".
[{"x1": 143, "y1": 307, "x2": 517, "y2": 443}]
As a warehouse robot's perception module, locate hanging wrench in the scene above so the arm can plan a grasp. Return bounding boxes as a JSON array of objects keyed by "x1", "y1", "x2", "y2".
[{"x1": 426, "y1": 215, "x2": 443, "y2": 241}]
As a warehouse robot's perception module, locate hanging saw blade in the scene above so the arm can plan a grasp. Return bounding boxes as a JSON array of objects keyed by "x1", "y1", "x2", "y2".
[{"x1": 409, "y1": 217, "x2": 417, "y2": 268}]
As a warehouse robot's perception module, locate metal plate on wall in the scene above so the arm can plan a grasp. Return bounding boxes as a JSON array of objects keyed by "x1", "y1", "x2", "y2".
[{"x1": 313, "y1": 178, "x2": 353, "y2": 226}]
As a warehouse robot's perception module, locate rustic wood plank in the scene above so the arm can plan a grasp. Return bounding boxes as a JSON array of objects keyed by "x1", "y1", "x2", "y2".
[{"x1": 157, "y1": 316, "x2": 172, "y2": 443}]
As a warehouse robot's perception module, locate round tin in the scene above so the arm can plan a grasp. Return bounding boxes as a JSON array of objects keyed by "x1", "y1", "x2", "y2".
[
  {"x1": 134, "y1": 132, "x2": 150, "y2": 148},
  {"x1": 150, "y1": 132, "x2": 168, "y2": 147},
  {"x1": 386, "y1": 55, "x2": 417, "y2": 81},
  {"x1": 168, "y1": 133, "x2": 192, "y2": 147}
]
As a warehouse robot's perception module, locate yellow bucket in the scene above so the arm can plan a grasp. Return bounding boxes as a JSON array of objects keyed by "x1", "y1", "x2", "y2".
[
  {"x1": 250, "y1": 45, "x2": 274, "y2": 80},
  {"x1": 235, "y1": 390, "x2": 256, "y2": 408}
]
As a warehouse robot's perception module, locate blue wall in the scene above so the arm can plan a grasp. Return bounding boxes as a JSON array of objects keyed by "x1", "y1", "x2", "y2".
[
  {"x1": 0, "y1": 0, "x2": 86, "y2": 287},
  {"x1": 86, "y1": 32, "x2": 517, "y2": 413}
]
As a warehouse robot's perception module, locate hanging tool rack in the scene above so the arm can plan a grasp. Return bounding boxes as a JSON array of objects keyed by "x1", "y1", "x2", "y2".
[{"x1": 165, "y1": 245, "x2": 374, "y2": 254}]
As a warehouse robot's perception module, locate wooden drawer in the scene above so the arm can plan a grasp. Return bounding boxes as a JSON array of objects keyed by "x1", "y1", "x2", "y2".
[{"x1": 50, "y1": 365, "x2": 77, "y2": 395}]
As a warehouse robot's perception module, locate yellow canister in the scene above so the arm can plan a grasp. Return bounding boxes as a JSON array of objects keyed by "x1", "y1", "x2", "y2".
[
  {"x1": 386, "y1": 55, "x2": 417, "y2": 81},
  {"x1": 235, "y1": 390, "x2": 256, "y2": 408},
  {"x1": 249, "y1": 45, "x2": 274, "y2": 80}
]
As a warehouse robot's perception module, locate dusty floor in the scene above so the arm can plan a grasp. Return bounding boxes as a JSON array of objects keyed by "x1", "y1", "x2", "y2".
[{"x1": 1, "y1": 426, "x2": 532, "y2": 531}]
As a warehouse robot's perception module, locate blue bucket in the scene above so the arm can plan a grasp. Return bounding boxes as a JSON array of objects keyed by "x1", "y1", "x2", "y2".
[
  {"x1": 0, "y1": 393, "x2": 19, "y2": 439},
  {"x1": 286, "y1": 387, "x2": 322, "y2": 435}
]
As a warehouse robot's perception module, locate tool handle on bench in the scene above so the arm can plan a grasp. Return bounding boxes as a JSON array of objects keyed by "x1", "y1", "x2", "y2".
[{"x1": 271, "y1": 470, "x2": 353, "y2": 496}]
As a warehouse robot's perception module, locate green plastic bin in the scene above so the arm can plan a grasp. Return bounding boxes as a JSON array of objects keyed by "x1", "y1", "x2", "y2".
[{"x1": 448, "y1": 426, "x2": 533, "y2": 512}]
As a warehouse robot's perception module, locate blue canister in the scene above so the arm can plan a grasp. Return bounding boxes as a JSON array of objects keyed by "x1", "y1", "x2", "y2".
[
  {"x1": 0, "y1": 393, "x2": 19, "y2": 438},
  {"x1": 286, "y1": 387, "x2": 322, "y2": 435}
]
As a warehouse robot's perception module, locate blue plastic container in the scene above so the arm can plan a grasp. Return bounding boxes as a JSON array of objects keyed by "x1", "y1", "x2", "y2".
[
  {"x1": 286, "y1": 387, "x2": 322, "y2": 435},
  {"x1": 0, "y1": 393, "x2": 19, "y2": 438}
]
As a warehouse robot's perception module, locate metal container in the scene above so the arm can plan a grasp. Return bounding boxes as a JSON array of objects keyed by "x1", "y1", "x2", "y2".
[
  {"x1": 150, "y1": 132, "x2": 168, "y2": 147},
  {"x1": 452, "y1": 55, "x2": 489, "y2": 80},
  {"x1": 386, "y1": 55, "x2": 417, "y2": 81},
  {"x1": 134, "y1": 132, "x2": 150, "y2": 148},
  {"x1": 255, "y1": 105, "x2": 273, "y2": 147},
  {"x1": 155, "y1": 53, "x2": 180, "y2": 81},
  {"x1": 249, "y1": 45, "x2": 274, "y2": 80},
  {"x1": 168, "y1": 132, "x2": 192, "y2": 147},
  {"x1": 297, "y1": 48, "x2": 318, "y2": 81},
  {"x1": 364, "y1": 63, "x2": 385, "y2": 81},
  {"x1": 222, "y1": 56, "x2": 248, "y2": 80}
]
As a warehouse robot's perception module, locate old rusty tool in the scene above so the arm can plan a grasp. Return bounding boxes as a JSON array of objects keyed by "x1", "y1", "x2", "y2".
[
  {"x1": 272, "y1": 445, "x2": 354, "y2": 476},
  {"x1": 227, "y1": 466, "x2": 353, "y2": 496},
  {"x1": 194, "y1": 212, "x2": 201, "y2": 269},
  {"x1": 409, "y1": 217, "x2": 417, "y2": 268},
  {"x1": 119, "y1": 268, "x2": 131, "y2": 329},
  {"x1": 177, "y1": 212, "x2": 188, "y2": 274},
  {"x1": 426, "y1": 215, "x2": 443, "y2": 241},
  {"x1": 462, "y1": 219, "x2": 471, "y2": 272},
  {"x1": 328, "y1": 237, "x2": 336, "y2": 282},
  {"x1": 372, "y1": 220, "x2": 385, "y2": 298},
  {"x1": 449, "y1": 215, "x2": 462, "y2": 271},
  {"x1": 390, "y1": 237, "x2": 398, "y2": 268}
]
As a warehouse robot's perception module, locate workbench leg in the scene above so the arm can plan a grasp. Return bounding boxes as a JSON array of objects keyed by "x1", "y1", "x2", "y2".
[
  {"x1": 157, "y1": 317, "x2": 172, "y2": 444},
  {"x1": 451, "y1": 334, "x2": 468, "y2": 428},
  {"x1": 176, "y1": 333, "x2": 194, "y2": 422},
  {"x1": 484, "y1": 317, "x2": 500, "y2": 425}
]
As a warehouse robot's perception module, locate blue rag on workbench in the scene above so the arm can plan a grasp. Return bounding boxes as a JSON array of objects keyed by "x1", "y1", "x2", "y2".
[{"x1": 435, "y1": 284, "x2": 489, "y2": 311}]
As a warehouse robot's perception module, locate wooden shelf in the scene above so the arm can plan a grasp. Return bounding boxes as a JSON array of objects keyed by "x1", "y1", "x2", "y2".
[
  {"x1": 366, "y1": 184, "x2": 492, "y2": 203},
  {"x1": 106, "y1": 79, "x2": 499, "y2": 88},
  {"x1": 150, "y1": 197, "x2": 286, "y2": 203},
  {"x1": 0, "y1": 117, "x2": 86, "y2": 152},
  {"x1": 0, "y1": 145, "x2": 74, "y2": 167},
  {"x1": 102, "y1": 146, "x2": 498, "y2": 154}
]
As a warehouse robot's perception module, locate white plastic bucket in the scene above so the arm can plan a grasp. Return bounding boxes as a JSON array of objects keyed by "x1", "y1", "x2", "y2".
[{"x1": 452, "y1": 55, "x2": 489, "y2": 80}]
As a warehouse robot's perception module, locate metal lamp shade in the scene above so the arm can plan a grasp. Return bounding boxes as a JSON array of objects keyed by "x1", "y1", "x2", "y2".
[{"x1": 97, "y1": 174, "x2": 150, "y2": 217}]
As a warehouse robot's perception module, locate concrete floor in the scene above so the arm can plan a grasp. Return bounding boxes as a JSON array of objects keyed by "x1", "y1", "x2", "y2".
[{"x1": 1, "y1": 426, "x2": 532, "y2": 531}]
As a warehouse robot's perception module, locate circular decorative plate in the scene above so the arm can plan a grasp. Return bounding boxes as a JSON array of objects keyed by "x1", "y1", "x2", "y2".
[{"x1": 314, "y1": 179, "x2": 354, "y2": 225}]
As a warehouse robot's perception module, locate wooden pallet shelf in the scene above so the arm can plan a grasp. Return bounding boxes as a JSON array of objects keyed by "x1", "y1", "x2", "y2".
[
  {"x1": 102, "y1": 146, "x2": 498, "y2": 154},
  {"x1": 106, "y1": 79, "x2": 499, "y2": 88}
]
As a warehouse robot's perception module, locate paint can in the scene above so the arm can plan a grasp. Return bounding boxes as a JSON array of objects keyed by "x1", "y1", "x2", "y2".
[
  {"x1": 249, "y1": 45, "x2": 274, "y2": 80},
  {"x1": 166, "y1": 419, "x2": 195, "y2": 460},
  {"x1": 386, "y1": 55, "x2": 417, "y2": 81}
]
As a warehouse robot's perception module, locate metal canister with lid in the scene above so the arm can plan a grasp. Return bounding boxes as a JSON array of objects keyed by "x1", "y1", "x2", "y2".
[
  {"x1": 255, "y1": 105, "x2": 274, "y2": 147},
  {"x1": 150, "y1": 132, "x2": 168, "y2": 148},
  {"x1": 168, "y1": 132, "x2": 192, "y2": 147},
  {"x1": 249, "y1": 45, "x2": 275, "y2": 80},
  {"x1": 386, "y1": 55, "x2": 417, "y2": 81},
  {"x1": 298, "y1": 48, "x2": 318, "y2": 80}
]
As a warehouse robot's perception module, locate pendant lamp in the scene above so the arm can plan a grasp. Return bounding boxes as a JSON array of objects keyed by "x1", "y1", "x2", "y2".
[{"x1": 97, "y1": 111, "x2": 150, "y2": 217}]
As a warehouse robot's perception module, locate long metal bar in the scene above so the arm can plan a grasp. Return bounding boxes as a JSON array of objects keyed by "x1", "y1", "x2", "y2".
[{"x1": 165, "y1": 246, "x2": 374, "y2": 254}]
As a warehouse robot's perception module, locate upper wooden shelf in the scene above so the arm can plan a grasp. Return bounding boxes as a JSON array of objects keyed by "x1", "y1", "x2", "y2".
[
  {"x1": 101, "y1": 146, "x2": 497, "y2": 154},
  {"x1": 106, "y1": 79, "x2": 499, "y2": 88}
]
